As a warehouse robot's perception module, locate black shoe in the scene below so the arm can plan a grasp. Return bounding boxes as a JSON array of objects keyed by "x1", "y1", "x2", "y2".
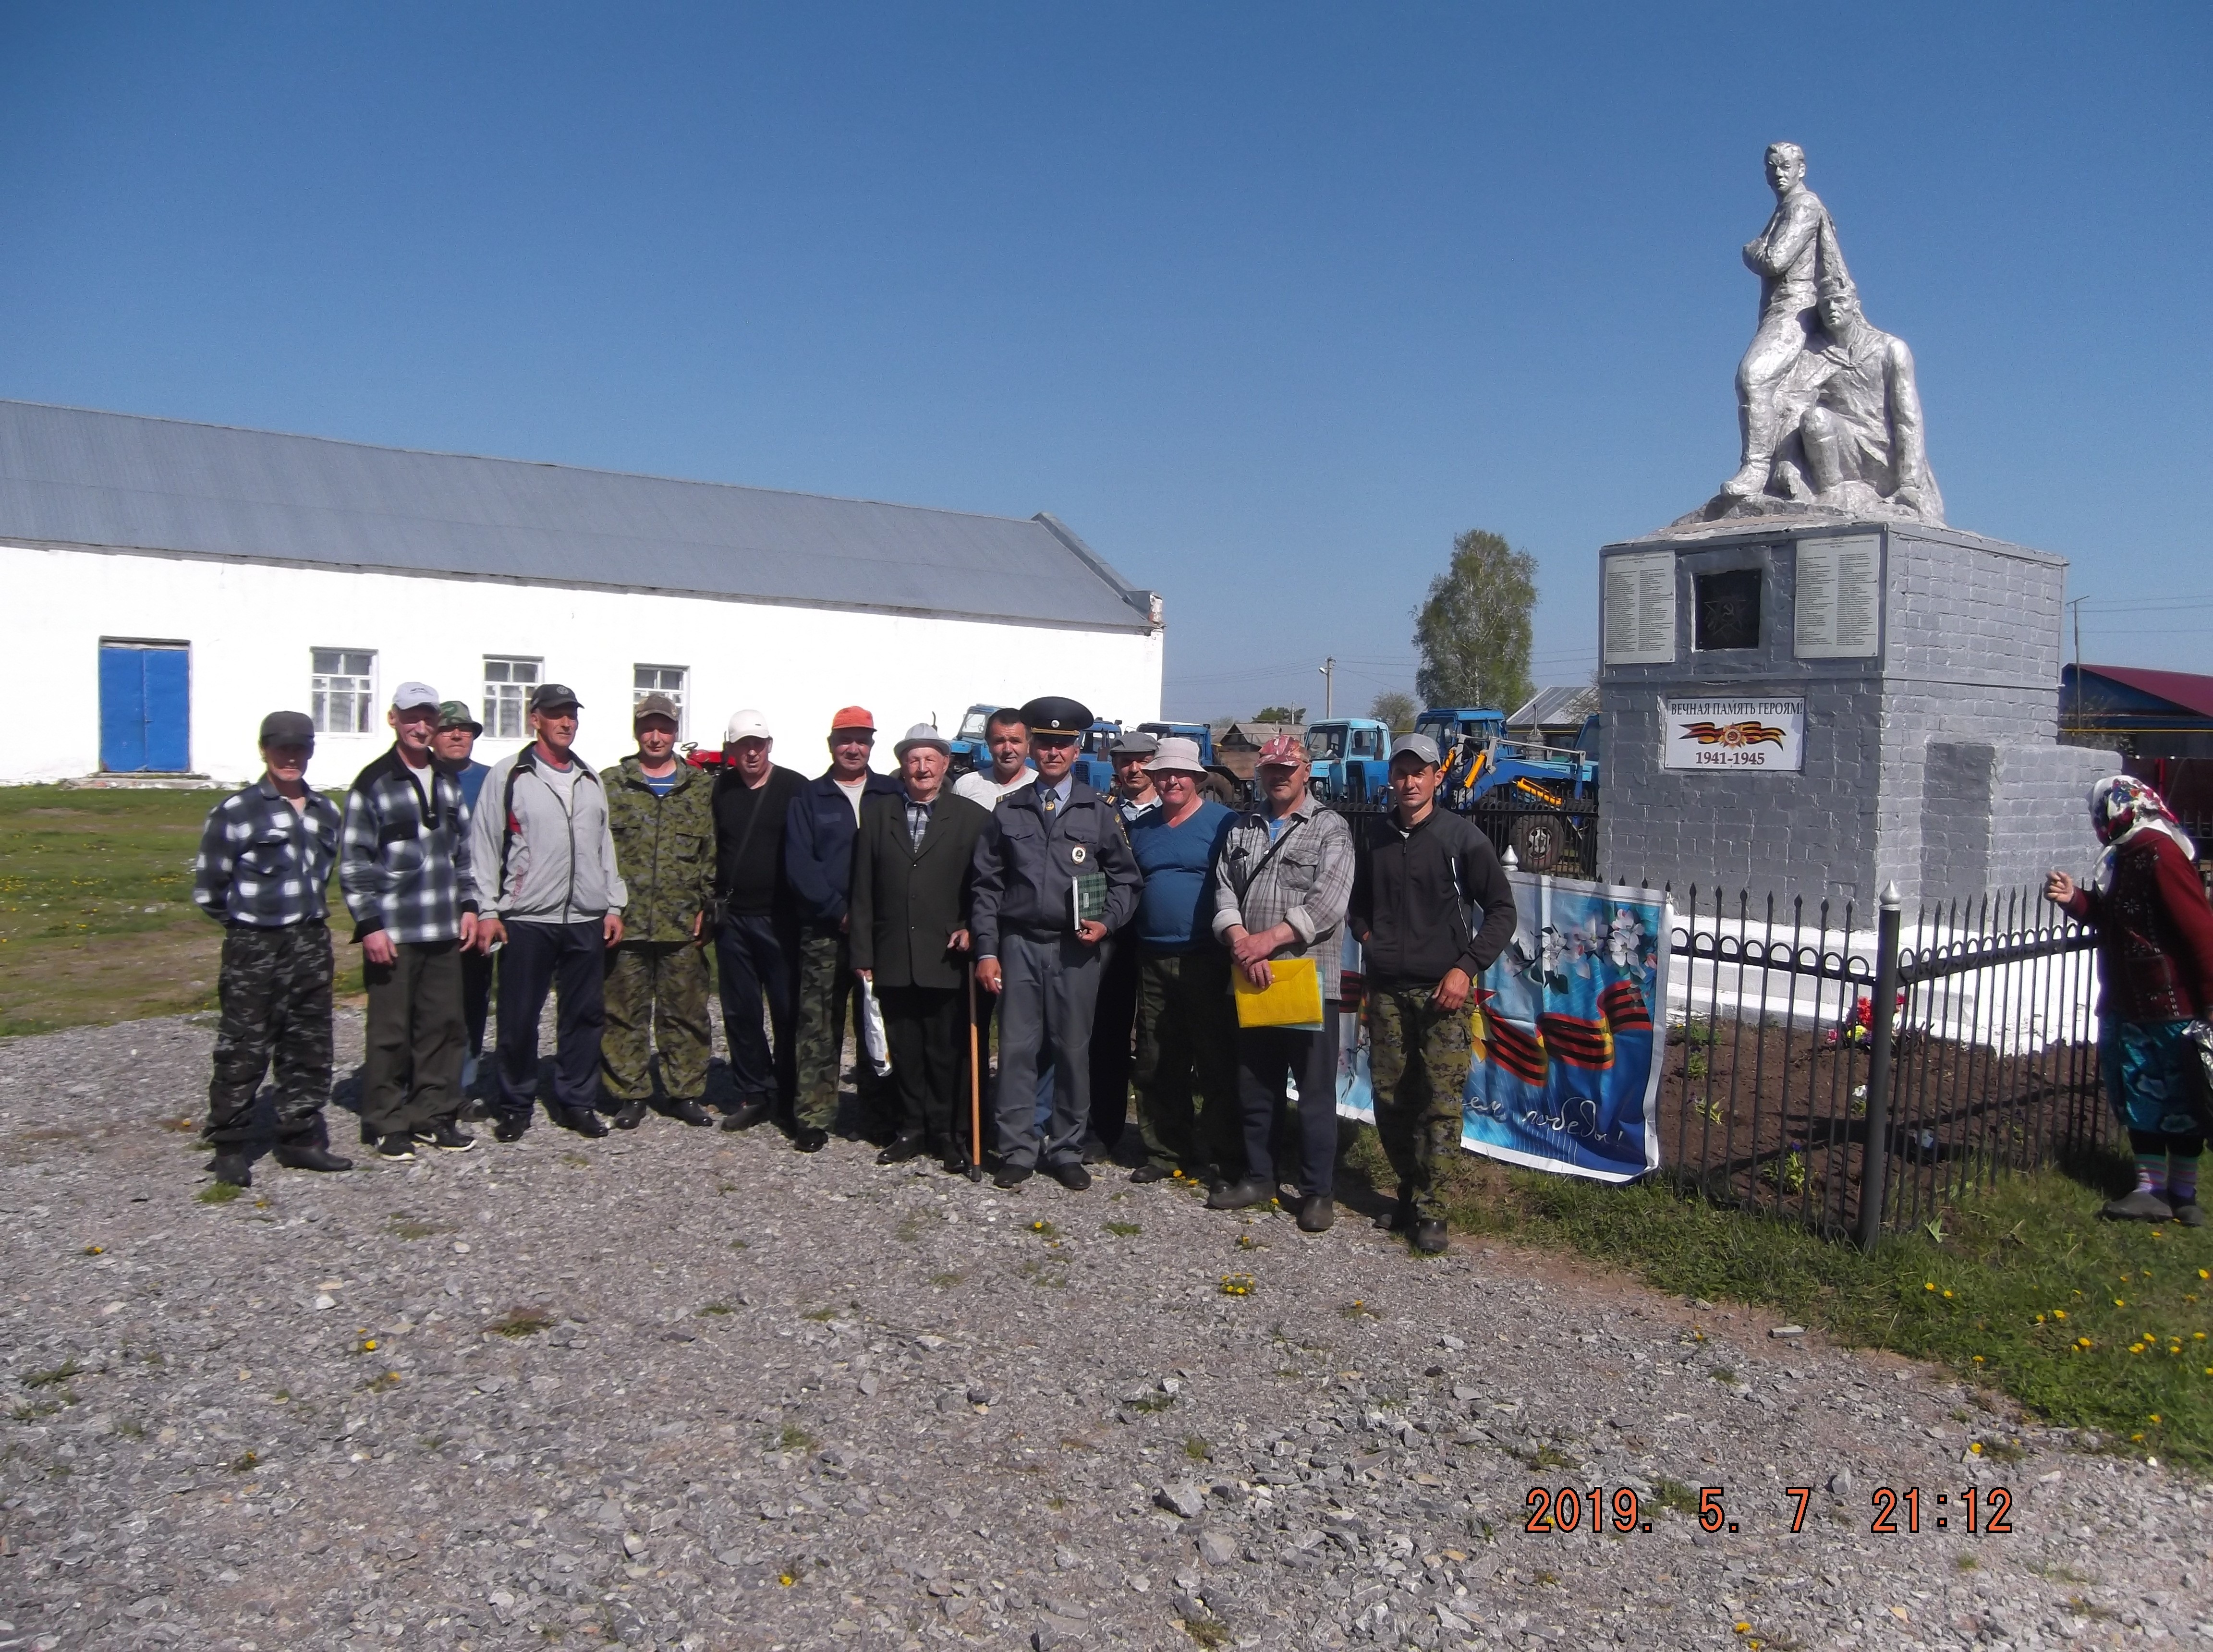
[
  {"x1": 209, "y1": 1150, "x2": 252, "y2": 1188},
  {"x1": 793, "y1": 1126, "x2": 830, "y2": 1154},
  {"x1": 612, "y1": 1099, "x2": 651, "y2": 1131},
  {"x1": 877, "y1": 1132, "x2": 927, "y2": 1166},
  {"x1": 1411, "y1": 1218, "x2": 1448, "y2": 1254},
  {"x1": 561, "y1": 1108, "x2": 609, "y2": 1139},
  {"x1": 272, "y1": 1143, "x2": 353, "y2": 1173},
  {"x1": 2174, "y1": 1201, "x2": 2206, "y2": 1228},
  {"x1": 419, "y1": 1121, "x2": 476, "y2": 1154},
  {"x1": 1206, "y1": 1176, "x2": 1269, "y2": 1211},
  {"x1": 1374, "y1": 1190, "x2": 1414, "y2": 1233},
  {"x1": 1130, "y1": 1163, "x2": 1173, "y2": 1184},
  {"x1": 1297, "y1": 1194, "x2": 1336, "y2": 1233},
  {"x1": 669, "y1": 1099, "x2": 713, "y2": 1128},
  {"x1": 1047, "y1": 1161, "x2": 1092, "y2": 1191},
  {"x1": 720, "y1": 1099, "x2": 773, "y2": 1132},
  {"x1": 492, "y1": 1114, "x2": 529, "y2": 1143},
  {"x1": 993, "y1": 1164, "x2": 1034, "y2": 1190},
  {"x1": 375, "y1": 1135, "x2": 416, "y2": 1163},
  {"x1": 941, "y1": 1149, "x2": 974, "y2": 1176}
]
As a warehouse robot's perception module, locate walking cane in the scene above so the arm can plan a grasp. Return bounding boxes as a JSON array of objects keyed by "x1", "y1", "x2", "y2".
[{"x1": 965, "y1": 960, "x2": 985, "y2": 1181}]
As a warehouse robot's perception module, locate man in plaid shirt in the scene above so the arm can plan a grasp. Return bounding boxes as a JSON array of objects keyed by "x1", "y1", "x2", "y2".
[
  {"x1": 340, "y1": 681, "x2": 482, "y2": 1161},
  {"x1": 1209, "y1": 733, "x2": 1357, "y2": 1233},
  {"x1": 192, "y1": 710, "x2": 351, "y2": 1187}
]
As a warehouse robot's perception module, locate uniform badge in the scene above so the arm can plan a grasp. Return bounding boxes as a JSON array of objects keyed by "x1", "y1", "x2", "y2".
[{"x1": 1070, "y1": 845, "x2": 1087, "y2": 863}]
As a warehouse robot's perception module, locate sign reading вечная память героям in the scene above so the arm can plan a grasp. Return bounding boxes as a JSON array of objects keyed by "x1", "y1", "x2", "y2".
[{"x1": 1659, "y1": 696, "x2": 1805, "y2": 772}]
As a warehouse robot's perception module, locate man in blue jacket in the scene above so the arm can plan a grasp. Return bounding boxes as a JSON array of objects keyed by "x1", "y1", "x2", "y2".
[{"x1": 784, "y1": 706, "x2": 902, "y2": 1153}]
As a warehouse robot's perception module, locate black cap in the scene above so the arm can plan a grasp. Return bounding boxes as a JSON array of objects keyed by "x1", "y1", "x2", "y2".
[
  {"x1": 529, "y1": 682, "x2": 582, "y2": 713},
  {"x1": 1018, "y1": 696, "x2": 1093, "y2": 735},
  {"x1": 258, "y1": 710, "x2": 315, "y2": 748}
]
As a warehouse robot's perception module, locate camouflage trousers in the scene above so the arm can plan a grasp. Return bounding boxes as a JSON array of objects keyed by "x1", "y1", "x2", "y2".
[
  {"x1": 601, "y1": 941, "x2": 713, "y2": 1102},
  {"x1": 1365, "y1": 984, "x2": 1472, "y2": 1220},
  {"x1": 206, "y1": 923, "x2": 333, "y2": 1146},
  {"x1": 794, "y1": 929, "x2": 888, "y2": 1130}
]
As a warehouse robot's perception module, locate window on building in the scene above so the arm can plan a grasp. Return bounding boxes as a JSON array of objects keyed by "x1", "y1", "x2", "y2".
[
  {"x1": 1693, "y1": 568, "x2": 1763, "y2": 651},
  {"x1": 483, "y1": 656, "x2": 542, "y2": 740},
  {"x1": 310, "y1": 649, "x2": 376, "y2": 734},
  {"x1": 633, "y1": 665, "x2": 688, "y2": 736}
]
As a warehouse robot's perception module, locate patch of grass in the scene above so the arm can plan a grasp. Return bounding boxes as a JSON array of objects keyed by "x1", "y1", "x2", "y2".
[
  {"x1": 229, "y1": 1449, "x2": 258, "y2": 1472},
  {"x1": 156, "y1": 1115, "x2": 198, "y2": 1133},
  {"x1": 1121, "y1": 1392, "x2": 1175, "y2": 1415},
  {"x1": 1338, "y1": 1300, "x2": 1379, "y2": 1320},
  {"x1": 1955, "y1": 1552, "x2": 1978, "y2": 1572},
  {"x1": 1652, "y1": 1478, "x2": 1700, "y2": 1517},
  {"x1": 1045, "y1": 1494, "x2": 1068, "y2": 1511},
  {"x1": 775, "y1": 1423, "x2": 815, "y2": 1452},
  {"x1": 557, "y1": 1151, "x2": 590, "y2": 1168},
  {"x1": 387, "y1": 1213, "x2": 445, "y2": 1241},
  {"x1": 1709, "y1": 1366, "x2": 1738, "y2": 1385},
  {"x1": 800, "y1": 1305, "x2": 837, "y2": 1322},
  {"x1": 1346, "y1": 1124, "x2": 2213, "y2": 1466},
  {"x1": 1104, "y1": 1221, "x2": 1142, "y2": 1237},
  {"x1": 362, "y1": 1371, "x2": 402, "y2": 1393},
  {"x1": 698, "y1": 1301, "x2": 734, "y2": 1317},
  {"x1": 1017, "y1": 1257, "x2": 1069, "y2": 1289},
  {"x1": 1027, "y1": 1219, "x2": 1060, "y2": 1240},
  {"x1": 1182, "y1": 1434, "x2": 1211, "y2": 1462},
  {"x1": 489, "y1": 1307, "x2": 555, "y2": 1339},
  {"x1": 196, "y1": 1182, "x2": 242, "y2": 1204},
  {"x1": 22, "y1": 1360, "x2": 80, "y2": 1389},
  {"x1": 113, "y1": 1419, "x2": 145, "y2": 1439},
  {"x1": 929, "y1": 1272, "x2": 963, "y2": 1289},
  {"x1": 894, "y1": 1215, "x2": 924, "y2": 1242},
  {"x1": 11, "y1": 1399, "x2": 63, "y2": 1422}
]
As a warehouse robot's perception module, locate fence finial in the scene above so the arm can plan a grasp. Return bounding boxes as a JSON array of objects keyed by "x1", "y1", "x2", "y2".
[
  {"x1": 1501, "y1": 845, "x2": 1520, "y2": 871},
  {"x1": 1880, "y1": 881, "x2": 1902, "y2": 911}
]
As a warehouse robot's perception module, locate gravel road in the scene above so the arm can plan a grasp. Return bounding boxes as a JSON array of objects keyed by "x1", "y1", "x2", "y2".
[{"x1": 0, "y1": 1010, "x2": 2202, "y2": 1650}]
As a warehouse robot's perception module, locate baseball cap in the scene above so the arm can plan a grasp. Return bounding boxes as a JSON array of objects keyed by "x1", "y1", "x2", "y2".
[
  {"x1": 1255, "y1": 733, "x2": 1307, "y2": 768},
  {"x1": 528, "y1": 683, "x2": 581, "y2": 713},
  {"x1": 434, "y1": 700, "x2": 482, "y2": 734},
  {"x1": 829, "y1": 705, "x2": 876, "y2": 734},
  {"x1": 390, "y1": 681, "x2": 439, "y2": 713},
  {"x1": 1108, "y1": 730, "x2": 1160, "y2": 756},
  {"x1": 724, "y1": 709, "x2": 772, "y2": 742},
  {"x1": 1143, "y1": 736, "x2": 1206, "y2": 775},
  {"x1": 1390, "y1": 733, "x2": 1442, "y2": 766},
  {"x1": 258, "y1": 710, "x2": 315, "y2": 748},
  {"x1": 633, "y1": 692, "x2": 681, "y2": 727},
  {"x1": 894, "y1": 722, "x2": 950, "y2": 758}
]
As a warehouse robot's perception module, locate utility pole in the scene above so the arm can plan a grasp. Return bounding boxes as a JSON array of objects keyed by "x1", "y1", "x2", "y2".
[
  {"x1": 2066, "y1": 597, "x2": 2085, "y2": 740},
  {"x1": 1319, "y1": 657, "x2": 1335, "y2": 720}
]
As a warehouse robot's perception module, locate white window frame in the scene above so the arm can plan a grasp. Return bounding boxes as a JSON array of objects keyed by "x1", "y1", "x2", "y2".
[
  {"x1": 483, "y1": 656, "x2": 543, "y2": 741},
  {"x1": 310, "y1": 648, "x2": 377, "y2": 735},
  {"x1": 632, "y1": 664, "x2": 689, "y2": 739}
]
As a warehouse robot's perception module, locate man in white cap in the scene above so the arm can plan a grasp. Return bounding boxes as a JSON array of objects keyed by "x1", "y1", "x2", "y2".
[
  {"x1": 339, "y1": 681, "x2": 482, "y2": 1160},
  {"x1": 851, "y1": 724, "x2": 993, "y2": 1169},
  {"x1": 1124, "y1": 736, "x2": 1240, "y2": 1186},
  {"x1": 709, "y1": 710, "x2": 808, "y2": 1133}
]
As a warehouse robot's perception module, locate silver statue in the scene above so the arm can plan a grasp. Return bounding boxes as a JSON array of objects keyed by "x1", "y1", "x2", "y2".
[{"x1": 1692, "y1": 143, "x2": 1943, "y2": 527}]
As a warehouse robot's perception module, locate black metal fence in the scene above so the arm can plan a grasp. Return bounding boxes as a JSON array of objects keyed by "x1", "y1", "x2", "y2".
[{"x1": 1658, "y1": 882, "x2": 2102, "y2": 1244}]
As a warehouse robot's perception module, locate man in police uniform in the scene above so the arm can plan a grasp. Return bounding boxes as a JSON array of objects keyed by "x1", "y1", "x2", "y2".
[{"x1": 970, "y1": 696, "x2": 1143, "y2": 1190}]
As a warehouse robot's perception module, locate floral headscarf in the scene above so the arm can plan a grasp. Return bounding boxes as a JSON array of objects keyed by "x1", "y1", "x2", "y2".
[{"x1": 2088, "y1": 774, "x2": 2195, "y2": 890}]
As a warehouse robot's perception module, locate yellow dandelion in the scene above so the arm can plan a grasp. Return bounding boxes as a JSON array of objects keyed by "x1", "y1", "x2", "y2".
[
  {"x1": 2151, "y1": 1414, "x2": 2163, "y2": 1423},
  {"x1": 2132, "y1": 1433, "x2": 2145, "y2": 1443},
  {"x1": 2196, "y1": 1332, "x2": 2206, "y2": 1341},
  {"x1": 1923, "y1": 1282, "x2": 1936, "y2": 1292},
  {"x1": 2035, "y1": 1313, "x2": 2046, "y2": 1324},
  {"x1": 2116, "y1": 1299, "x2": 2127, "y2": 1308},
  {"x1": 83, "y1": 1245, "x2": 103, "y2": 1255},
  {"x1": 363, "y1": 1338, "x2": 378, "y2": 1351},
  {"x1": 778, "y1": 1572, "x2": 795, "y2": 1587},
  {"x1": 2201, "y1": 1269, "x2": 2209, "y2": 1280},
  {"x1": 1969, "y1": 1441, "x2": 1983, "y2": 1454},
  {"x1": 1971, "y1": 1355, "x2": 1985, "y2": 1363},
  {"x1": 2054, "y1": 1309, "x2": 2067, "y2": 1319},
  {"x1": 1734, "y1": 1626, "x2": 1751, "y2": 1636}
]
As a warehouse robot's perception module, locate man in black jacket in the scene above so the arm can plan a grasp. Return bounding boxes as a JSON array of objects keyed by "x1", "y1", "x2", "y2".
[
  {"x1": 710, "y1": 710, "x2": 809, "y2": 1133},
  {"x1": 1348, "y1": 733, "x2": 1517, "y2": 1254},
  {"x1": 851, "y1": 724, "x2": 991, "y2": 1171}
]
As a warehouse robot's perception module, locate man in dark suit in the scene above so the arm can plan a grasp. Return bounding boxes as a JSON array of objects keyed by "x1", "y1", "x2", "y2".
[{"x1": 850, "y1": 724, "x2": 992, "y2": 1171}]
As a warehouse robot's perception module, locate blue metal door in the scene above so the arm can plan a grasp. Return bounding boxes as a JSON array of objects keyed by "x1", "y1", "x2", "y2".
[{"x1": 98, "y1": 644, "x2": 191, "y2": 772}]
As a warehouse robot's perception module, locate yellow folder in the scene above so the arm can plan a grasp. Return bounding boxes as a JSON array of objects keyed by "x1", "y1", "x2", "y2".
[{"x1": 1232, "y1": 956, "x2": 1325, "y2": 1031}]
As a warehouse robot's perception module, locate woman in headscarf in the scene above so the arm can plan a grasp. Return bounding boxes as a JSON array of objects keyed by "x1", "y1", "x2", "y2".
[{"x1": 2045, "y1": 775, "x2": 2213, "y2": 1222}]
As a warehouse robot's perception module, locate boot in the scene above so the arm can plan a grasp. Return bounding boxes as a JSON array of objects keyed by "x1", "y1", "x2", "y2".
[
  {"x1": 1374, "y1": 1187, "x2": 1414, "y2": 1233},
  {"x1": 612, "y1": 1098, "x2": 651, "y2": 1131},
  {"x1": 2100, "y1": 1189, "x2": 2173, "y2": 1222},
  {"x1": 1411, "y1": 1218, "x2": 1448, "y2": 1255},
  {"x1": 562, "y1": 1107, "x2": 610, "y2": 1140},
  {"x1": 1297, "y1": 1195, "x2": 1335, "y2": 1234},
  {"x1": 668, "y1": 1099, "x2": 714, "y2": 1128},
  {"x1": 720, "y1": 1099, "x2": 773, "y2": 1133},
  {"x1": 272, "y1": 1142, "x2": 353, "y2": 1173},
  {"x1": 209, "y1": 1150, "x2": 252, "y2": 1188},
  {"x1": 1206, "y1": 1177, "x2": 1269, "y2": 1211},
  {"x1": 877, "y1": 1132, "x2": 927, "y2": 1165}
]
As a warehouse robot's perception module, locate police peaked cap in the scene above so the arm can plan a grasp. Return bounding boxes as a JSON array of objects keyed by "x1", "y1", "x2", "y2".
[{"x1": 1018, "y1": 697, "x2": 1093, "y2": 734}]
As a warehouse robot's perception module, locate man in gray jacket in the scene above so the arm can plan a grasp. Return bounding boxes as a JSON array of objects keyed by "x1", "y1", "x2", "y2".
[{"x1": 470, "y1": 683, "x2": 628, "y2": 1141}]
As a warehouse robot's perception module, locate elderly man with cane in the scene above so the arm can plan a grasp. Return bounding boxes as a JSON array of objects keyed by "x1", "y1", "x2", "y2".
[{"x1": 850, "y1": 724, "x2": 992, "y2": 1172}]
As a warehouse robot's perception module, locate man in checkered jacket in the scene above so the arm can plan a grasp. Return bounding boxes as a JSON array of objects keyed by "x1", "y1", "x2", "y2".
[
  {"x1": 339, "y1": 681, "x2": 483, "y2": 1161},
  {"x1": 192, "y1": 710, "x2": 352, "y2": 1188}
]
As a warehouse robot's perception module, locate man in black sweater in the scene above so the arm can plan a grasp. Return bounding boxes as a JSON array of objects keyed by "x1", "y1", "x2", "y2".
[
  {"x1": 1347, "y1": 733, "x2": 1517, "y2": 1254},
  {"x1": 710, "y1": 710, "x2": 810, "y2": 1132}
]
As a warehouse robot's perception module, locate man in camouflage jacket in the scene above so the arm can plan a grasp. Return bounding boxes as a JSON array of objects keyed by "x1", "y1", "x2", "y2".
[{"x1": 599, "y1": 694, "x2": 717, "y2": 1129}]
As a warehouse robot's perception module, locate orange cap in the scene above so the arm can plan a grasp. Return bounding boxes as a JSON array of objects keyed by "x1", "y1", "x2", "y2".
[{"x1": 829, "y1": 705, "x2": 876, "y2": 734}]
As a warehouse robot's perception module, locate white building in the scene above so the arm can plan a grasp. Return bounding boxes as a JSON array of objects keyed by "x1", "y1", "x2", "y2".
[{"x1": 0, "y1": 401, "x2": 1165, "y2": 788}]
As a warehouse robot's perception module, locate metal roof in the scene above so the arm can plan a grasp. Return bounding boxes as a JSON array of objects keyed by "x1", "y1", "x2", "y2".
[
  {"x1": 0, "y1": 399, "x2": 1157, "y2": 632},
  {"x1": 2069, "y1": 664, "x2": 2213, "y2": 721},
  {"x1": 1507, "y1": 684, "x2": 1600, "y2": 728}
]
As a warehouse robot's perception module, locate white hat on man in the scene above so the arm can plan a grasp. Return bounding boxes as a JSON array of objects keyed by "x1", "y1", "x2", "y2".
[{"x1": 724, "y1": 709, "x2": 772, "y2": 742}]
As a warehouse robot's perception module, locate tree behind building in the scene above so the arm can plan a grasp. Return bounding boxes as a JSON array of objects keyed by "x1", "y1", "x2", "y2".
[
  {"x1": 1413, "y1": 528, "x2": 1535, "y2": 712},
  {"x1": 1369, "y1": 690, "x2": 1417, "y2": 732}
]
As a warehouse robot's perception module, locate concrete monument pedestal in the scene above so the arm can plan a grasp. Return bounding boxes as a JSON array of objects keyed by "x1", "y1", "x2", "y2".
[{"x1": 1596, "y1": 516, "x2": 2116, "y2": 905}]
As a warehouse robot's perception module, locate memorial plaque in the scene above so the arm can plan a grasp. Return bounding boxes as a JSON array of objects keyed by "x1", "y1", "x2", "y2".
[
  {"x1": 1602, "y1": 550, "x2": 1677, "y2": 665},
  {"x1": 1793, "y1": 534, "x2": 1881, "y2": 659},
  {"x1": 1660, "y1": 696, "x2": 1805, "y2": 772}
]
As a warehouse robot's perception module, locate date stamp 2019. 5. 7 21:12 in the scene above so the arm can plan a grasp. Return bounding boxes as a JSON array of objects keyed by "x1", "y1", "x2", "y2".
[{"x1": 1524, "y1": 1486, "x2": 2016, "y2": 1537}]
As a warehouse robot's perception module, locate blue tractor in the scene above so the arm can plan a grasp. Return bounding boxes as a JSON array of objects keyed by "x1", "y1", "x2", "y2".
[
  {"x1": 1301, "y1": 717, "x2": 1395, "y2": 807},
  {"x1": 1413, "y1": 706, "x2": 1600, "y2": 872},
  {"x1": 947, "y1": 704, "x2": 1003, "y2": 776}
]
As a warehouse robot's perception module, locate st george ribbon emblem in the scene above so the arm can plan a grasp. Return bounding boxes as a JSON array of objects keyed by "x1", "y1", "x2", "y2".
[{"x1": 1679, "y1": 719, "x2": 1786, "y2": 749}]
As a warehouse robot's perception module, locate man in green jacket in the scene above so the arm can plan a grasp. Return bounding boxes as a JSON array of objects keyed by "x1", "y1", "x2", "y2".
[{"x1": 599, "y1": 693, "x2": 717, "y2": 1130}]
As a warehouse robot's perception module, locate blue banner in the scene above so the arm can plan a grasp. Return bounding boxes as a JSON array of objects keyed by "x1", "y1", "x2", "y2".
[{"x1": 1335, "y1": 872, "x2": 1670, "y2": 1184}]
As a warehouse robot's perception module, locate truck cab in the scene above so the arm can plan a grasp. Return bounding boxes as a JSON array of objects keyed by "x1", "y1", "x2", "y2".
[
  {"x1": 1302, "y1": 717, "x2": 1392, "y2": 806},
  {"x1": 947, "y1": 704, "x2": 1002, "y2": 776}
]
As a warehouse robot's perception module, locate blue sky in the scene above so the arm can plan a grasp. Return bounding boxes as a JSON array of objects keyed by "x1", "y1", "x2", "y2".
[{"x1": 3, "y1": 3, "x2": 2206, "y2": 720}]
